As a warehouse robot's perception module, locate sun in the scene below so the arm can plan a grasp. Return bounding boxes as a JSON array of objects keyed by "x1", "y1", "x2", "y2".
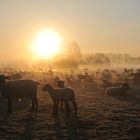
[{"x1": 31, "y1": 29, "x2": 61, "y2": 59}]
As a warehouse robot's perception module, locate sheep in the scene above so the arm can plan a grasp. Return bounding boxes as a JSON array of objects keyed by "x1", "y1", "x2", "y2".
[
  {"x1": 105, "y1": 82, "x2": 129, "y2": 96},
  {"x1": 56, "y1": 80, "x2": 65, "y2": 88},
  {"x1": 42, "y1": 84, "x2": 77, "y2": 117},
  {"x1": 0, "y1": 74, "x2": 39, "y2": 114}
]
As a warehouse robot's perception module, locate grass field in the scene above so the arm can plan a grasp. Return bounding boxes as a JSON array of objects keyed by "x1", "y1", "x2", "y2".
[{"x1": 0, "y1": 84, "x2": 140, "y2": 140}]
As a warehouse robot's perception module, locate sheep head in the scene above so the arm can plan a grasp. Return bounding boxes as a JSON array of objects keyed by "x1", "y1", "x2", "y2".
[
  {"x1": 43, "y1": 84, "x2": 53, "y2": 92},
  {"x1": 120, "y1": 82, "x2": 129, "y2": 91}
]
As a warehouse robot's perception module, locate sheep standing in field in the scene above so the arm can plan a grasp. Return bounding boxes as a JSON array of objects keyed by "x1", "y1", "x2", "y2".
[
  {"x1": 0, "y1": 74, "x2": 39, "y2": 114},
  {"x1": 43, "y1": 84, "x2": 77, "y2": 117},
  {"x1": 105, "y1": 82, "x2": 129, "y2": 96}
]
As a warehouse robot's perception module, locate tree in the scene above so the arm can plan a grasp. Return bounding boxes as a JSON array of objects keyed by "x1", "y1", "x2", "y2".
[
  {"x1": 67, "y1": 42, "x2": 82, "y2": 60},
  {"x1": 94, "y1": 53, "x2": 111, "y2": 65},
  {"x1": 85, "y1": 53, "x2": 111, "y2": 66}
]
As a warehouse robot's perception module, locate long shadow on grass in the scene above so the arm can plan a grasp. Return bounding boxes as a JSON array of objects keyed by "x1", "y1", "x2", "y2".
[
  {"x1": 108, "y1": 93, "x2": 140, "y2": 105},
  {"x1": 18, "y1": 112, "x2": 37, "y2": 140},
  {"x1": 52, "y1": 115, "x2": 90, "y2": 140},
  {"x1": 0, "y1": 97, "x2": 31, "y2": 114}
]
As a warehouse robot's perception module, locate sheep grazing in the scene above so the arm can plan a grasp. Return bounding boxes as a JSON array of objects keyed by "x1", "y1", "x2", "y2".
[
  {"x1": 57, "y1": 80, "x2": 65, "y2": 88},
  {"x1": 43, "y1": 84, "x2": 77, "y2": 117},
  {"x1": 0, "y1": 74, "x2": 39, "y2": 114},
  {"x1": 105, "y1": 82, "x2": 129, "y2": 96}
]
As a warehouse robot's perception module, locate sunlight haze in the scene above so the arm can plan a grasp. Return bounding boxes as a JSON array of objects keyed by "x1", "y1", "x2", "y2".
[{"x1": 0, "y1": 0, "x2": 140, "y2": 63}]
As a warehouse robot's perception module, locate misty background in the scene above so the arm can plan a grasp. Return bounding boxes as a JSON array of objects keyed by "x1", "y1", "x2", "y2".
[{"x1": 0, "y1": 0, "x2": 140, "y2": 66}]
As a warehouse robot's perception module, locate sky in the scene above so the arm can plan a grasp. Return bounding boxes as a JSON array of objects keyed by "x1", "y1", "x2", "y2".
[{"x1": 0, "y1": 0, "x2": 140, "y2": 63}]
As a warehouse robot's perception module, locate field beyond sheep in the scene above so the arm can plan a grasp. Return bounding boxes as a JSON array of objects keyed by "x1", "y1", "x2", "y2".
[{"x1": 0, "y1": 84, "x2": 140, "y2": 140}]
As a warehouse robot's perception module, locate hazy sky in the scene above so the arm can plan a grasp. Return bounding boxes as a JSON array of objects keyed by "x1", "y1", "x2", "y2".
[{"x1": 0, "y1": 0, "x2": 140, "y2": 62}]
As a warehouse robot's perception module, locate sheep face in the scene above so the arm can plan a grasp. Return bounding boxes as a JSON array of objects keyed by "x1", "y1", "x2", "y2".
[
  {"x1": 120, "y1": 83, "x2": 129, "y2": 91},
  {"x1": 43, "y1": 84, "x2": 53, "y2": 92}
]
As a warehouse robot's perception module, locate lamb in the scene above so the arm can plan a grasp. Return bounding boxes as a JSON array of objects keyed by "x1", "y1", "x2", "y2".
[
  {"x1": 105, "y1": 82, "x2": 129, "y2": 96},
  {"x1": 0, "y1": 74, "x2": 39, "y2": 114},
  {"x1": 42, "y1": 84, "x2": 77, "y2": 117}
]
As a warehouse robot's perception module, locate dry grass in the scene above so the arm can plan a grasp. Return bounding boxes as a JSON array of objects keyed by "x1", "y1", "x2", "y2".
[{"x1": 0, "y1": 84, "x2": 140, "y2": 140}]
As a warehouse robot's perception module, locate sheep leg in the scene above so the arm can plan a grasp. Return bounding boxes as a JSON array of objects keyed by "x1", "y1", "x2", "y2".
[
  {"x1": 59, "y1": 101, "x2": 63, "y2": 110},
  {"x1": 65, "y1": 102, "x2": 70, "y2": 117},
  {"x1": 53, "y1": 100, "x2": 56, "y2": 115},
  {"x1": 7, "y1": 98, "x2": 13, "y2": 114},
  {"x1": 72, "y1": 100, "x2": 77, "y2": 117},
  {"x1": 31, "y1": 98, "x2": 35, "y2": 111},
  {"x1": 35, "y1": 97, "x2": 38, "y2": 112},
  {"x1": 55, "y1": 101, "x2": 59, "y2": 115},
  {"x1": 60, "y1": 101, "x2": 63, "y2": 109}
]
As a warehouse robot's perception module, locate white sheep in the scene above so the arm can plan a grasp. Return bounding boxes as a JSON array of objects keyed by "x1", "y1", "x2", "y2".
[
  {"x1": 105, "y1": 82, "x2": 129, "y2": 96},
  {"x1": 42, "y1": 84, "x2": 77, "y2": 117},
  {"x1": 0, "y1": 74, "x2": 39, "y2": 114}
]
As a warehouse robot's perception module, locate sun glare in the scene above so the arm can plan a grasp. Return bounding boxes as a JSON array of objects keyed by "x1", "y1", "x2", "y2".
[{"x1": 31, "y1": 29, "x2": 61, "y2": 59}]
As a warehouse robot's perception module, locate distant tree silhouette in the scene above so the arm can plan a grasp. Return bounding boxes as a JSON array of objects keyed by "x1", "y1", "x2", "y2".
[
  {"x1": 85, "y1": 53, "x2": 111, "y2": 66},
  {"x1": 55, "y1": 59, "x2": 78, "y2": 69},
  {"x1": 124, "y1": 53, "x2": 131, "y2": 64},
  {"x1": 67, "y1": 42, "x2": 82, "y2": 60},
  {"x1": 86, "y1": 55, "x2": 94, "y2": 63}
]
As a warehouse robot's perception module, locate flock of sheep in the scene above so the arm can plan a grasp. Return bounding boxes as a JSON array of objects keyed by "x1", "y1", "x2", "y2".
[
  {"x1": 0, "y1": 67, "x2": 139, "y2": 116},
  {"x1": 0, "y1": 74, "x2": 77, "y2": 117}
]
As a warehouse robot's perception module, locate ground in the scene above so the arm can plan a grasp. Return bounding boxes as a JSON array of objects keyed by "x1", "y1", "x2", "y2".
[{"x1": 0, "y1": 84, "x2": 140, "y2": 140}]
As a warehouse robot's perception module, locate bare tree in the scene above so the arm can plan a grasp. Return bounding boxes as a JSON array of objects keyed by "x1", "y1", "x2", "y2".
[{"x1": 67, "y1": 42, "x2": 82, "y2": 60}]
